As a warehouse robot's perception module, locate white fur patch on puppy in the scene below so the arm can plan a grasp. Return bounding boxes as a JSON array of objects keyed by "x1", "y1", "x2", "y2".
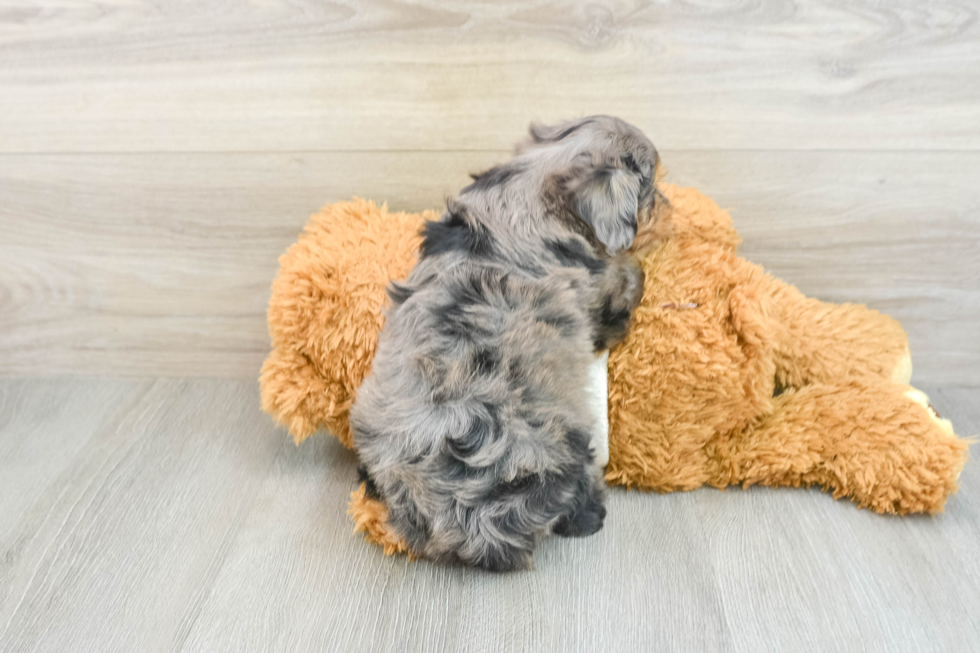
[{"x1": 585, "y1": 350, "x2": 610, "y2": 468}]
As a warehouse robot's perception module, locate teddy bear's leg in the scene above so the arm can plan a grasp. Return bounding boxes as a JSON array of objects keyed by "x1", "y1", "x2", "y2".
[
  {"x1": 728, "y1": 379, "x2": 969, "y2": 515},
  {"x1": 761, "y1": 276, "x2": 913, "y2": 388}
]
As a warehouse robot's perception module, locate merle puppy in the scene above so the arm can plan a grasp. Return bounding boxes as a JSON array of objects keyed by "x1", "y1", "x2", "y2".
[{"x1": 350, "y1": 116, "x2": 659, "y2": 571}]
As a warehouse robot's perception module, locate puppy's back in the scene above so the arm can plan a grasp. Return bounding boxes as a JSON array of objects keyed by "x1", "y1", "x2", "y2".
[{"x1": 352, "y1": 256, "x2": 601, "y2": 570}]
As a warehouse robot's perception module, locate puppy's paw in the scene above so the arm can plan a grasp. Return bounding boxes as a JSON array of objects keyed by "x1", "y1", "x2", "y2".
[
  {"x1": 592, "y1": 257, "x2": 645, "y2": 351},
  {"x1": 618, "y1": 257, "x2": 646, "y2": 312},
  {"x1": 552, "y1": 500, "x2": 607, "y2": 538},
  {"x1": 476, "y1": 546, "x2": 534, "y2": 573}
]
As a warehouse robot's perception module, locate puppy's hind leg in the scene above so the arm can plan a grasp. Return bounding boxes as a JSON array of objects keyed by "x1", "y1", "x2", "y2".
[
  {"x1": 475, "y1": 542, "x2": 535, "y2": 573},
  {"x1": 454, "y1": 514, "x2": 536, "y2": 573},
  {"x1": 551, "y1": 473, "x2": 607, "y2": 538}
]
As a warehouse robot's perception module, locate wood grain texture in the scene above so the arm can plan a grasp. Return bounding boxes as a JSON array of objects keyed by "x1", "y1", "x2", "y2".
[
  {"x1": 1, "y1": 0, "x2": 979, "y2": 152},
  {"x1": 1, "y1": 150, "x2": 977, "y2": 383},
  {"x1": 0, "y1": 379, "x2": 283, "y2": 653},
  {"x1": 0, "y1": 379, "x2": 977, "y2": 652}
]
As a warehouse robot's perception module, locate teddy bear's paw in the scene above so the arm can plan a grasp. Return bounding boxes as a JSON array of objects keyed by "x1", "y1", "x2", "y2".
[
  {"x1": 891, "y1": 347, "x2": 913, "y2": 385},
  {"x1": 905, "y1": 387, "x2": 955, "y2": 437},
  {"x1": 905, "y1": 387, "x2": 963, "y2": 482}
]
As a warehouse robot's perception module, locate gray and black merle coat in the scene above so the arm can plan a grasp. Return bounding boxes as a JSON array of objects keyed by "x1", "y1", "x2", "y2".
[{"x1": 350, "y1": 116, "x2": 659, "y2": 571}]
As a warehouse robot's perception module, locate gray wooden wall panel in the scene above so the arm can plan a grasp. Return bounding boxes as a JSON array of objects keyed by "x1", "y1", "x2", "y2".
[
  {"x1": 1, "y1": 151, "x2": 976, "y2": 383},
  {"x1": 2, "y1": 2, "x2": 978, "y2": 153}
]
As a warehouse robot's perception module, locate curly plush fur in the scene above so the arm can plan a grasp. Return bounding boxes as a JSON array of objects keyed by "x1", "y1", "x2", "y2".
[{"x1": 349, "y1": 116, "x2": 657, "y2": 571}]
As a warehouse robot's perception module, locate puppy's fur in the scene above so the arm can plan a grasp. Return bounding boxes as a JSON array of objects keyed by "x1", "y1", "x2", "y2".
[{"x1": 350, "y1": 116, "x2": 659, "y2": 571}]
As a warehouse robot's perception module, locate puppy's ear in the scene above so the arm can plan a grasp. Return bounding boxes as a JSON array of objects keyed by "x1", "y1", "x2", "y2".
[
  {"x1": 528, "y1": 121, "x2": 552, "y2": 143},
  {"x1": 527, "y1": 119, "x2": 592, "y2": 144},
  {"x1": 515, "y1": 121, "x2": 562, "y2": 153},
  {"x1": 569, "y1": 165, "x2": 641, "y2": 254}
]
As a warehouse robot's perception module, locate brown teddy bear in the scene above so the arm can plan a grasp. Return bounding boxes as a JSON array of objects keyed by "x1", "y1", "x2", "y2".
[{"x1": 260, "y1": 181, "x2": 971, "y2": 557}]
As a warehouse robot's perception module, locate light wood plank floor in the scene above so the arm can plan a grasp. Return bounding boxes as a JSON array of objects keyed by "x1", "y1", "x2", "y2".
[{"x1": 0, "y1": 379, "x2": 977, "y2": 653}]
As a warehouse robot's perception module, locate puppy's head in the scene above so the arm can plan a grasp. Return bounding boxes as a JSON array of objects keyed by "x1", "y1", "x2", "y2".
[{"x1": 521, "y1": 115, "x2": 659, "y2": 255}]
